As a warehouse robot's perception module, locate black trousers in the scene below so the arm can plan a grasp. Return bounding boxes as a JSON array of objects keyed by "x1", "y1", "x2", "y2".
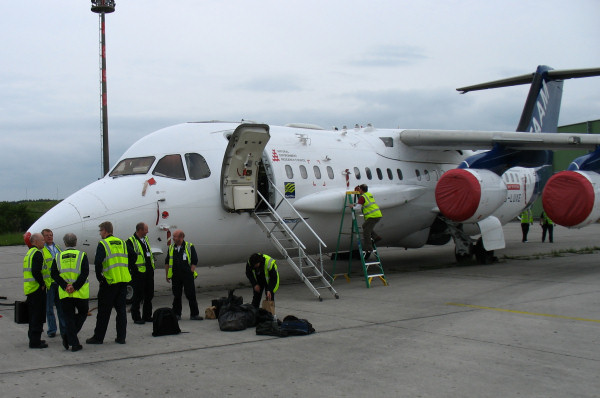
[
  {"x1": 521, "y1": 223, "x2": 530, "y2": 241},
  {"x1": 93, "y1": 282, "x2": 127, "y2": 342},
  {"x1": 171, "y1": 271, "x2": 199, "y2": 317},
  {"x1": 131, "y1": 268, "x2": 154, "y2": 321},
  {"x1": 542, "y1": 225, "x2": 554, "y2": 242},
  {"x1": 27, "y1": 287, "x2": 46, "y2": 346},
  {"x1": 61, "y1": 297, "x2": 89, "y2": 347},
  {"x1": 251, "y1": 284, "x2": 275, "y2": 308}
]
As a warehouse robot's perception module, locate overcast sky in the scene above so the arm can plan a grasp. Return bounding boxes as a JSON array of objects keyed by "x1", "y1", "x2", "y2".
[{"x1": 1, "y1": 0, "x2": 599, "y2": 201}]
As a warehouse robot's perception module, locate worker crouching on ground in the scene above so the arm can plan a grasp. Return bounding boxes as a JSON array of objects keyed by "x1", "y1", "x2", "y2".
[{"x1": 245, "y1": 253, "x2": 279, "y2": 308}]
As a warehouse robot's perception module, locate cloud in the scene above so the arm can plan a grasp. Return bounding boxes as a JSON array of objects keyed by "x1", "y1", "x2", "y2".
[{"x1": 351, "y1": 45, "x2": 428, "y2": 67}]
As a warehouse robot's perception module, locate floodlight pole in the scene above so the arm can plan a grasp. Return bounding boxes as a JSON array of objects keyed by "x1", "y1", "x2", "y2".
[{"x1": 91, "y1": 1, "x2": 115, "y2": 176}]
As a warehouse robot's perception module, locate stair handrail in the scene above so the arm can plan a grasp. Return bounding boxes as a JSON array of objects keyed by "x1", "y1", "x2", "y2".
[{"x1": 257, "y1": 179, "x2": 327, "y2": 249}]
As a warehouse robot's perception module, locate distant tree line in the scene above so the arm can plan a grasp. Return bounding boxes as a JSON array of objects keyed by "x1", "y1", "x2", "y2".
[{"x1": 0, "y1": 200, "x2": 59, "y2": 234}]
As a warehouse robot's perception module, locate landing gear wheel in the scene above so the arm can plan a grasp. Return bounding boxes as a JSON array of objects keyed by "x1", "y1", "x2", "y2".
[
  {"x1": 474, "y1": 238, "x2": 495, "y2": 265},
  {"x1": 454, "y1": 249, "x2": 473, "y2": 264}
]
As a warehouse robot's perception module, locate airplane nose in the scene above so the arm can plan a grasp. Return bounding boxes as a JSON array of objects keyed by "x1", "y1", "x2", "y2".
[{"x1": 27, "y1": 201, "x2": 83, "y2": 239}]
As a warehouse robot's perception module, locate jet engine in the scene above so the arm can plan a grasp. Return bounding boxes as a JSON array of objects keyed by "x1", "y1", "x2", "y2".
[
  {"x1": 435, "y1": 168, "x2": 507, "y2": 223},
  {"x1": 542, "y1": 170, "x2": 600, "y2": 228}
]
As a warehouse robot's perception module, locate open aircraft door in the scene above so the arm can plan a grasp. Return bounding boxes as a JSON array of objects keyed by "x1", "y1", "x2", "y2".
[{"x1": 221, "y1": 123, "x2": 270, "y2": 212}]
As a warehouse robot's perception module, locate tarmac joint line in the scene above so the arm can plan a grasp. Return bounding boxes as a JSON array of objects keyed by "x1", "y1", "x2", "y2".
[{"x1": 446, "y1": 302, "x2": 600, "y2": 323}]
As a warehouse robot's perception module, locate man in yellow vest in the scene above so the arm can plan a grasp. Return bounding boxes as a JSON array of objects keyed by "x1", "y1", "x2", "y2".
[
  {"x1": 126, "y1": 222, "x2": 155, "y2": 324},
  {"x1": 519, "y1": 209, "x2": 533, "y2": 243},
  {"x1": 86, "y1": 221, "x2": 131, "y2": 345},
  {"x1": 246, "y1": 253, "x2": 280, "y2": 308},
  {"x1": 350, "y1": 184, "x2": 383, "y2": 259},
  {"x1": 50, "y1": 233, "x2": 89, "y2": 352},
  {"x1": 23, "y1": 232, "x2": 48, "y2": 348},
  {"x1": 41, "y1": 228, "x2": 66, "y2": 339},
  {"x1": 540, "y1": 210, "x2": 554, "y2": 243},
  {"x1": 164, "y1": 229, "x2": 202, "y2": 320}
]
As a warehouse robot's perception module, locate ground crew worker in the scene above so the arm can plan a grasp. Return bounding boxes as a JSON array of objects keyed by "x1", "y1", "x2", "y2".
[
  {"x1": 349, "y1": 184, "x2": 383, "y2": 259},
  {"x1": 540, "y1": 210, "x2": 554, "y2": 243},
  {"x1": 126, "y1": 222, "x2": 155, "y2": 324},
  {"x1": 23, "y1": 233, "x2": 48, "y2": 349},
  {"x1": 246, "y1": 253, "x2": 279, "y2": 308},
  {"x1": 519, "y1": 209, "x2": 533, "y2": 242},
  {"x1": 41, "y1": 228, "x2": 66, "y2": 339},
  {"x1": 51, "y1": 233, "x2": 89, "y2": 352},
  {"x1": 164, "y1": 230, "x2": 202, "y2": 320},
  {"x1": 86, "y1": 221, "x2": 131, "y2": 345}
]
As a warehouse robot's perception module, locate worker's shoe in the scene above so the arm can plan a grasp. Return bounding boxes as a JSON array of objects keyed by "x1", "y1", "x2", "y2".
[
  {"x1": 29, "y1": 342, "x2": 48, "y2": 349},
  {"x1": 47, "y1": 332, "x2": 56, "y2": 338},
  {"x1": 86, "y1": 337, "x2": 103, "y2": 345},
  {"x1": 133, "y1": 319, "x2": 145, "y2": 325},
  {"x1": 190, "y1": 315, "x2": 203, "y2": 321},
  {"x1": 114, "y1": 338, "x2": 126, "y2": 344},
  {"x1": 71, "y1": 344, "x2": 83, "y2": 352}
]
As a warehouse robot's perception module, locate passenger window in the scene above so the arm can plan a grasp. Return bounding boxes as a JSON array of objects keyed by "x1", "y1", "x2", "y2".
[
  {"x1": 415, "y1": 169, "x2": 421, "y2": 181},
  {"x1": 109, "y1": 156, "x2": 155, "y2": 177},
  {"x1": 397, "y1": 169, "x2": 403, "y2": 180},
  {"x1": 387, "y1": 168, "x2": 393, "y2": 180},
  {"x1": 376, "y1": 168, "x2": 383, "y2": 180},
  {"x1": 285, "y1": 165, "x2": 293, "y2": 179},
  {"x1": 365, "y1": 167, "x2": 372, "y2": 180},
  {"x1": 152, "y1": 154, "x2": 186, "y2": 180},
  {"x1": 299, "y1": 165, "x2": 308, "y2": 179},
  {"x1": 313, "y1": 166, "x2": 322, "y2": 179},
  {"x1": 354, "y1": 167, "x2": 361, "y2": 180},
  {"x1": 424, "y1": 170, "x2": 430, "y2": 181},
  {"x1": 327, "y1": 166, "x2": 334, "y2": 179},
  {"x1": 184, "y1": 153, "x2": 211, "y2": 180}
]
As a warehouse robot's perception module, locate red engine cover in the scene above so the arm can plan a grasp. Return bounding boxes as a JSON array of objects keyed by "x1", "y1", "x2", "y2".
[
  {"x1": 435, "y1": 169, "x2": 481, "y2": 222},
  {"x1": 542, "y1": 171, "x2": 595, "y2": 227}
]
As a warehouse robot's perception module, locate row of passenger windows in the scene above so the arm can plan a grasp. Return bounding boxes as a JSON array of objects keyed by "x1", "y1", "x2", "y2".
[
  {"x1": 110, "y1": 153, "x2": 211, "y2": 181},
  {"x1": 285, "y1": 165, "x2": 442, "y2": 182}
]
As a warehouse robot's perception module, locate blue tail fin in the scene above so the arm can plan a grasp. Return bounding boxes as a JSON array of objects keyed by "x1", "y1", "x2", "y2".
[{"x1": 458, "y1": 65, "x2": 600, "y2": 174}]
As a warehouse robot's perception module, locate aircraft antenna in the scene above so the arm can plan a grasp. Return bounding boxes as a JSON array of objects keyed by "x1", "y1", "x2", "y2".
[{"x1": 91, "y1": 1, "x2": 116, "y2": 177}]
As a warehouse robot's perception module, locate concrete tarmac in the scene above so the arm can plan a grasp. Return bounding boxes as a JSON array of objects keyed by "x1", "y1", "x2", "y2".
[{"x1": 0, "y1": 222, "x2": 599, "y2": 397}]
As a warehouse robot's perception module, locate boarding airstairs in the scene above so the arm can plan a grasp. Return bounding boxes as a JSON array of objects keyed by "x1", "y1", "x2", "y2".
[{"x1": 251, "y1": 183, "x2": 339, "y2": 301}]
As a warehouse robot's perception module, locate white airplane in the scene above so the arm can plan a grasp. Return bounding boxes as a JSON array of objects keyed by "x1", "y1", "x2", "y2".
[{"x1": 26, "y1": 65, "x2": 600, "y2": 297}]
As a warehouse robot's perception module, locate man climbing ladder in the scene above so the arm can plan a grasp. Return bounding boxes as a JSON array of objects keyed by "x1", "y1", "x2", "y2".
[{"x1": 333, "y1": 187, "x2": 387, "y2": 288}]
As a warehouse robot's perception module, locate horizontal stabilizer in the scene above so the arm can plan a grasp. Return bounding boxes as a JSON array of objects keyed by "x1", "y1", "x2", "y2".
[{"x1": 457, "y1": 67, "x2": 600, "y2": 93}]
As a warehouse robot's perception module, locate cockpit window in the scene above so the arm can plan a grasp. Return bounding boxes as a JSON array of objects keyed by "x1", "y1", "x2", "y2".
[
  {"x1": 109, "y1": 156, "x2": 155, "y2": 177},
  {"x1": 152, "y1": 154, "x2": 186, "y2": 180},
  {"x1": 185, "y1": 153, "x2": 211, "y2": 180}
]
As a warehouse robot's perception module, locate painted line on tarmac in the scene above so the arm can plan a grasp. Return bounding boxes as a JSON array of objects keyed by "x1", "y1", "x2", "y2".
[{"x1": 446, "y1": 302, "x2": 600, "y2": 323}]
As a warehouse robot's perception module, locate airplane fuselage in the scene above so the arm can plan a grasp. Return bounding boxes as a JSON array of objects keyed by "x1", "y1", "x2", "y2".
[{"x1": 29, "y1": 122, "x2": 535, "y2": 266}]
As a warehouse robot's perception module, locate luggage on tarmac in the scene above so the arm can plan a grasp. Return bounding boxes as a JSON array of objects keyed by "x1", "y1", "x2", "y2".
[
  {"x1": 152, "y1": 307, "x2": 181, "y2": 337},
  {"x1": 280, "y1": 315, "x2": 315, "y2": 336},
  {"x1": 211, "y1": 289, "x2": 243, "y2": 318},
  {"x1": 14, "y1": 300, "x2": 28, "y2": 324}
]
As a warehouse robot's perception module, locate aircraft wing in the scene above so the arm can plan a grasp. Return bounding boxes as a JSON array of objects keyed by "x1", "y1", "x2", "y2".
[{"x1": 399, "y1": 130, "x2": 600, "y2": 151}]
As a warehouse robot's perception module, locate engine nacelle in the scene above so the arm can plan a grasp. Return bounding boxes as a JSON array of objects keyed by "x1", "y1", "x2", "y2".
[
  {"x1": 435, "y1": 169, "x2": 507, "y2": 223},
  {"x1": 542, "y1": 170, "x2": 600, "y2": 228}
]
